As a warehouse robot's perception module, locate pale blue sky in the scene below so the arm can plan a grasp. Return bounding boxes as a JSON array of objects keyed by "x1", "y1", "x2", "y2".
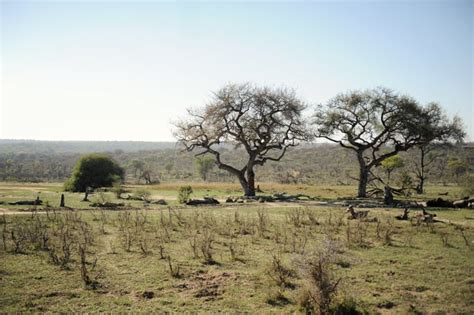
[{"x1": 1, "y1": 0, "x2": 472, "y2": 141}]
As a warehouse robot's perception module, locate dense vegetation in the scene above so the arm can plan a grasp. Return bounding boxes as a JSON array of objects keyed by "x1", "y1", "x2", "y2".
[{"x1": 0, "y1": 140, "x2": 472, "y2": 191}]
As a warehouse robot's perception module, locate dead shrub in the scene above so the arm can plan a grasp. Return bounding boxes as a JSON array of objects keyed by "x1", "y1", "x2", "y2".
[
  {"x1": 453, "y1": 224, "x2": 470, "y2": 247},
  {"x1": 200, "y1": 228, "x2": 215, "y2": 264},
  {"x1": 167, "y1": 256, "x2": 181, "y2": 278},
  {"x1": 10, "y1": 223, "x2": 28, "y2": 254},
  {"x1": 266, "y1": 253, "x2": 295, "y2": 288},
  {"x1": 78, "y1": 243, "x2": 100, "y2": 290},
  {"x1": 289, "y1": 228, "x2": 309, "y2": 255},
  {"x1": 304, "y1": 208, "x2": 320, "y2": 226},
  {"x1": 439, "y1": 231, "x2": 450, "y2": 247},
  {"x1": 257, "y1": 208, "x2": 269, "y2": 237},
  {"x1": 287, "y1": 208, "x2": 304, "y2": 228},
  {"x1": 297, "y1": 238, "x2": 343, "y2": 315}
]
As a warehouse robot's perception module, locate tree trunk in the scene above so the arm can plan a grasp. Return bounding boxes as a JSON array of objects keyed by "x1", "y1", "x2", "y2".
[
  {"x1": 416, "y1": 177, "x2": 424, "y2": 194},
  {"x1": 246, "y1": 167, "x2": 256, "y2": 197},
  {"x1": 416, "y1": 146, "x2": 426, "y2": 194},
  {"x1": 60, "y1": 194, "x2": 65, "y2": 207},
  {"x1": 83, "y1": 191, "x2": 89, "y2": 202},
  {"x1": 357, "y1": 151, "x2": 368, "y2": 198},
  {"x1": 237, "y1": 173, "x2": 250, "y2": 197},
  {"x1": 384, "y1": 186, "x2": 394, "y2": 205},
  {"x1": 236, "y1": 169, "x2": 256, "y2": 197}
]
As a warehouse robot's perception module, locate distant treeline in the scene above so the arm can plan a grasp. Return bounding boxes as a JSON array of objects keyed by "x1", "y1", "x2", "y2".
[
  {"x1": 0, "y1": 140, "x2": 472, "y2": 186},
  {"x1": 0, "y1": 139, "x2": 177, "y2": 154}
]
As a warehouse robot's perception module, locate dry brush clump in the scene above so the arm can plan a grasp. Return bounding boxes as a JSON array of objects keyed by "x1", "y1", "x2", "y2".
[
  {"x1": 266, "y1": 252, "x2": 296, "y2": 289},
  {"x1": 453, "y1": 224, "x2": 471, "y2": 248},
  {"x1": 375, "y1": 218, "x2": 396, "y2": 246},
  {"x1": 2, "y1": 210, "x2": 104, "y2": 290},
  {"x1": 296, "y1": 238, "x2": 344, "y2": 315},
  {"x1": 257, "y1": 208, "x2": 270, "y2": 237}
]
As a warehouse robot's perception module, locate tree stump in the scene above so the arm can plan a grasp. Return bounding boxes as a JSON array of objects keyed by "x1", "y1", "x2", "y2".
[
  {"x1": 384, "y1": 186, "x2": 393, "y2": 205},
  {"x1": 60, "y1": 194, "x2": 65, "y2": 207}
]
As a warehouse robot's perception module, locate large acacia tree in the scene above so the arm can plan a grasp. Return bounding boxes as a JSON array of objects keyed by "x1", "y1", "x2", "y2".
[
  {"x1": 315, "y1": 87, "x2": 458, "y2": 198},
  {"x1": 175, "y1": 83, "x2": 310, "y2": 196}
]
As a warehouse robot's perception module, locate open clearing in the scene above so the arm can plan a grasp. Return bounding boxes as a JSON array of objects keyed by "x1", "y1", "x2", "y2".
[{"x1": 0, "y1": 183, "x2": 473, "y2": 313}]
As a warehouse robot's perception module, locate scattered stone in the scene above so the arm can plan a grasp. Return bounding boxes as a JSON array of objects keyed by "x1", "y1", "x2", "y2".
[
  {"x1": 141, "y1": 291, "x2": 154, "y2": 299},
  {"x1": 149, "y1": 199, "x2": 167, "y2": 205}
]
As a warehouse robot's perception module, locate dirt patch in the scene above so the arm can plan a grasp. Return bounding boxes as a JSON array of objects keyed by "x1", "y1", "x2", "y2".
[{"x1": 176, "y1": 270, "x2": 236, "y2": 301}]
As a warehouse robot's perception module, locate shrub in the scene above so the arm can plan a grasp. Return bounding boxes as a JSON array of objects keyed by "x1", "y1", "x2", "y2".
[
  {"x1": 178, "y1": 186, "x2": 193, "y2": 204},
  {"x1": 64, "y1": 154, "x2": 124, "y2": 192},
  {"x1": 297, "y1": 238, "x2": 343, "y2": 314}
]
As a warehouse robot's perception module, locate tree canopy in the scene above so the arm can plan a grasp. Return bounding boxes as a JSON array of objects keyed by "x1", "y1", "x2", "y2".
[
  {"x1": 64, "y1": 153, "x2": 124, "y2": 192},
  {"x1": 314, "y1": 87, "x2": 464, "y2": 197},
  {"x1": 175, "y1": 83, "x2": 310, "y2": 196}
]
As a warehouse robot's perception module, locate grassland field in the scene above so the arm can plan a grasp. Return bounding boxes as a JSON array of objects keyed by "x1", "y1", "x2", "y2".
[{"x1": 0, "y1": 182, "x2": 473, "y2": 314}]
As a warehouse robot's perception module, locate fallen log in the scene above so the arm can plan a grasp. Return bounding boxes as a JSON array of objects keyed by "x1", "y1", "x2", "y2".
[
  {"x1": 453, "y1": 197, "x2": 474, "y2": 208},
  {"x1": 273, "y1": 193, "x2": 315, "y2": 201},
  {"x1": 426, "y1": 198, "x2": 454, "y2": 208},
  {"x1": 186, "y1": 197, "x2": 219, "y2": 206},
  {"x1": 8, "y1": 199, "x2": 43, "y2": 206}
]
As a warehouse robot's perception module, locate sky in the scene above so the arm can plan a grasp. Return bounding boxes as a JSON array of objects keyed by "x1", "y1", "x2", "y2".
[{"x1": 1, "y1": 0, "x2": 472, "y2": 142}]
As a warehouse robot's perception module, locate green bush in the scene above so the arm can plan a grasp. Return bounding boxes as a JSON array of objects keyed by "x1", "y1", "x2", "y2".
[
  {"x1": 64, "y1": 154, "x2": 124, "y2": 192},
  {"x1": 178, "y1": 186, "x2": 193, "y2": 204}
]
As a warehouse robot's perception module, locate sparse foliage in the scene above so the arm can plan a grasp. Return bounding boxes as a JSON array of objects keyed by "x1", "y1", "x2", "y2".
[
  {"x1": 175, "y1": 83, "x2": 310, "y2": 196},
  {"x1": 315, "y1": 88, "x2": 465, "y2": 197}
]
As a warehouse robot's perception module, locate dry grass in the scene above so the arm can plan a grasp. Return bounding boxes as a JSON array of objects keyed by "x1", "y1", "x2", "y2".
[{"x1": 0, "y1": 202, "x2": 473, "y2": 313}]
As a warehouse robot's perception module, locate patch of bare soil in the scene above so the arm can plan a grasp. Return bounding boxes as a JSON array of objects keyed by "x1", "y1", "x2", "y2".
[{"x1": 176, "y1": 270, "x2": 236, "y2": 301}]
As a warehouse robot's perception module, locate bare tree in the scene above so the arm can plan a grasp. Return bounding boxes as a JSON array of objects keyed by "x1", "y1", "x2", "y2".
[
  {"x1": 175, "y1": 83, "x2": 310, "y2": 196},
  {"x1": 314, "y1": 88, "x2": 457, "y2": 198}
]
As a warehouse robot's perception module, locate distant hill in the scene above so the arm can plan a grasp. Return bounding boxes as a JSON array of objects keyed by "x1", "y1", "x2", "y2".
[{"x1": 0, "y1": 139, "x2": 178, "y2": 154}]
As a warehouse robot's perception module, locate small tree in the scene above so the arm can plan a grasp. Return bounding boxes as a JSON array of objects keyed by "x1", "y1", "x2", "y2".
[
  {"x1": 128, "y1": 160, "x2": 145, "y2": 183},
  {"x1": 195, "y1": 156, "x2": 215, "y2": 181},
  {"x1": 175, "y1": 83, "x2": 310, "y2": 197},
  {"x1": 412, "y1": 107, "x2": 464, "y2": 193},
  {"x1": 381, "y1": 155, "x2": 404, "y2": 185},
  {"x1": 65, "y1": 154, "x2": 124, "y2": 195},
  {"x1": 448, "y1": 157, "x2": 468, "y2": 184},
  {"x1": 178, "y1": 186, "x2": 193, "y2": 204}
]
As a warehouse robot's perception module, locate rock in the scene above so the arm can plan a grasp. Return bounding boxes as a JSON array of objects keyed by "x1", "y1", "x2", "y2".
[
  {"x1": 150, "y1": 199, "x2": 167, "y2": 205},
  {"x1": 141, "y1": 291, "x2": 154, "y2": 299}
]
